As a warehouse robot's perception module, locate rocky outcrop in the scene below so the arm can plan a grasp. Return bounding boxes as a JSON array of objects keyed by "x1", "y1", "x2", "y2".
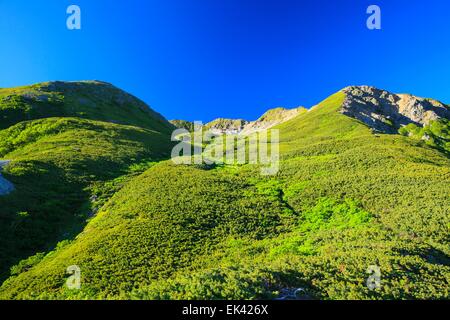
[
  {"x1": 0, "y1": 160, "x2": 14, "y2": 196},
  {"x1": 171, "y1": 86, "x2": 449, "y2": 137},
  {"x1": 169, "y1": 120, "x2": 196, "y2": 132},
  {"x1": 202, "y1": 107, "x2": 306, "y2": 136},
  {"x1": 341, "y1": 86, "x2": 450, "y2": 133},
  {"x1": 204, "y1": 118, "x2": 250, "y2": 135}
]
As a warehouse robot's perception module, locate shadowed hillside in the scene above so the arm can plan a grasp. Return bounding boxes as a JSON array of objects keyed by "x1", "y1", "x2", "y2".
[{"x1": 0, "y1": 82, "x2": 175, "y2": 281}]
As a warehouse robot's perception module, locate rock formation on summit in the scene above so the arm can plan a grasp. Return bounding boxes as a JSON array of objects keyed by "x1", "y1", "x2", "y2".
[{"x1": 341, "y1": 86, "x2": 450, "y2": 133}]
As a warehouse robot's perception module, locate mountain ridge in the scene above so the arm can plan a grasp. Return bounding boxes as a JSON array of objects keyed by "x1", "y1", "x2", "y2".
[
  {"x1": 0, "y1": 81, "x2": 448, "y2": 300},
  {"x1": 0, "y1": 80, "x2": 174, "y2": 133},
  {"x1": 170, "y1": 86, "x2": 449, "y2": 136},
  {"x1": 341, "y1": 85, "x2": 450, "y2": 133}
]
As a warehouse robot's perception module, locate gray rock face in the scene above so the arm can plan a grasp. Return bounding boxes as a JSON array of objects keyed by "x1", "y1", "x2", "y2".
[
  {"x1": 204, "y1": 107, "x2": 306, "y2": 136},
  {"x1": 0, "y1": 160, "x2": 14, "y2": 196},
  {"x1": 205, "y1": 119, "x2": 250, "y2": 135},
  {"x1": 341, "y1": 86, "x2": 450, "y2": 133}
]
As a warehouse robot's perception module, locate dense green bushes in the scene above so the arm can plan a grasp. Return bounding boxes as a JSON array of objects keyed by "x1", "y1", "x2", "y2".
[
  {"x1": 399, "y1": 119, "x2": 449, "y2": 153},
  {"x1": 129, "y1": 266, "x2": 278, "y2": 300},
  {"x1": 0, "y1": 163, "x2": 296, "y2": 299},
  {"x1": 0, "y1": 118, "x2": 174, "y2": 280},
  {"x1": 298, "y1": 198, "x2": 372, "y2": 232},
  {"x1": 0, "y1": 85, "x2": 448, "y2": 300}
]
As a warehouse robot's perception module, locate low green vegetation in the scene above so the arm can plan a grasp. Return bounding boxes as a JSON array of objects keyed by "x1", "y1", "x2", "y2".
[
  {"x1": 0, "y1": 117, "x2": 173, "y2": 280},
  {"x1": 0, "y1": 83, "x2": 448, "y2": 300},
  {"x1": 169, "y1": 120, "x2": 196, "y2": 132},
  {"x1": 399, "y1": 119, "x2": 449, "y2": 154},
  {"x1": 0, "y1": 81, "x2": 174, "y2": 133},
  {"x1": 254, "y1": 106, "x2": 307, "y2": 124},
  {"x1": 0, "y1": 82, "x2": 175, "y2": 281}
]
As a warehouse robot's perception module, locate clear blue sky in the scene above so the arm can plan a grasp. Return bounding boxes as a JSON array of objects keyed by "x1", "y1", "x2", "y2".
[{"x1": 0, "y1": 0, "x2": 449, "y2": 122}]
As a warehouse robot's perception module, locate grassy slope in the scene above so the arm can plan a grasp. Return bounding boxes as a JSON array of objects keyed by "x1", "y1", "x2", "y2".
[
  {"x1": 255, "y1": 106, "x2": 307, "y2": 123},
  {"x1": 169, "y1": 120, "x2": 196, "y2": 132},
  {"x1": 0, "y1": 118, "x2": 173, "y2": 279},
  {"x1": 1, "y1": 90, "x2": 448, "y2": 299},
  {"x1": 0, "y1": 81, "x2": 174, "y2": 133},
  {"x1": 0, "y1": 82, "x2": 175, "y2": 281}
]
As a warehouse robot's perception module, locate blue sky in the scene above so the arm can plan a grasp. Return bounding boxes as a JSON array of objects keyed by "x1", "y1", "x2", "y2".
[{"x1": 0, "y1": 0, "x2": 449, "y2": 122}]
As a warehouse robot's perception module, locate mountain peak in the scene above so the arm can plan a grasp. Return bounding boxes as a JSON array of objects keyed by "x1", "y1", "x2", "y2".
[
  {"x1": 205, "y1": 118, "x2": 250, "y2": 134},
  {"x1": 240, "y1": 106, "x2": 306, "y2": 135},
  {"x1": 0, "y1": 80, "x2": 173, "y2": 132},
  {"x1": 340, "y1": 86, "x2": 449, "y2": 133}
]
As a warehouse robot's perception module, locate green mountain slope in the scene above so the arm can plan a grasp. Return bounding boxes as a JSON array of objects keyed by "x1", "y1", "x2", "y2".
[
  {"x1": 169, "y1": 120, "x2": 196, "y2": 132},
  {"x1": 0, "y1": 81, "x2": 174, "y2": 133},
  {"x1": 1, "y1": 86, "x2": 448, "y2": 300},
  {"x1": 0, "y1": 82, "x2": 175, "y2": 281},
  {"x1": 240, "y1": 106, "x2": 307, "y2": 135}
]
